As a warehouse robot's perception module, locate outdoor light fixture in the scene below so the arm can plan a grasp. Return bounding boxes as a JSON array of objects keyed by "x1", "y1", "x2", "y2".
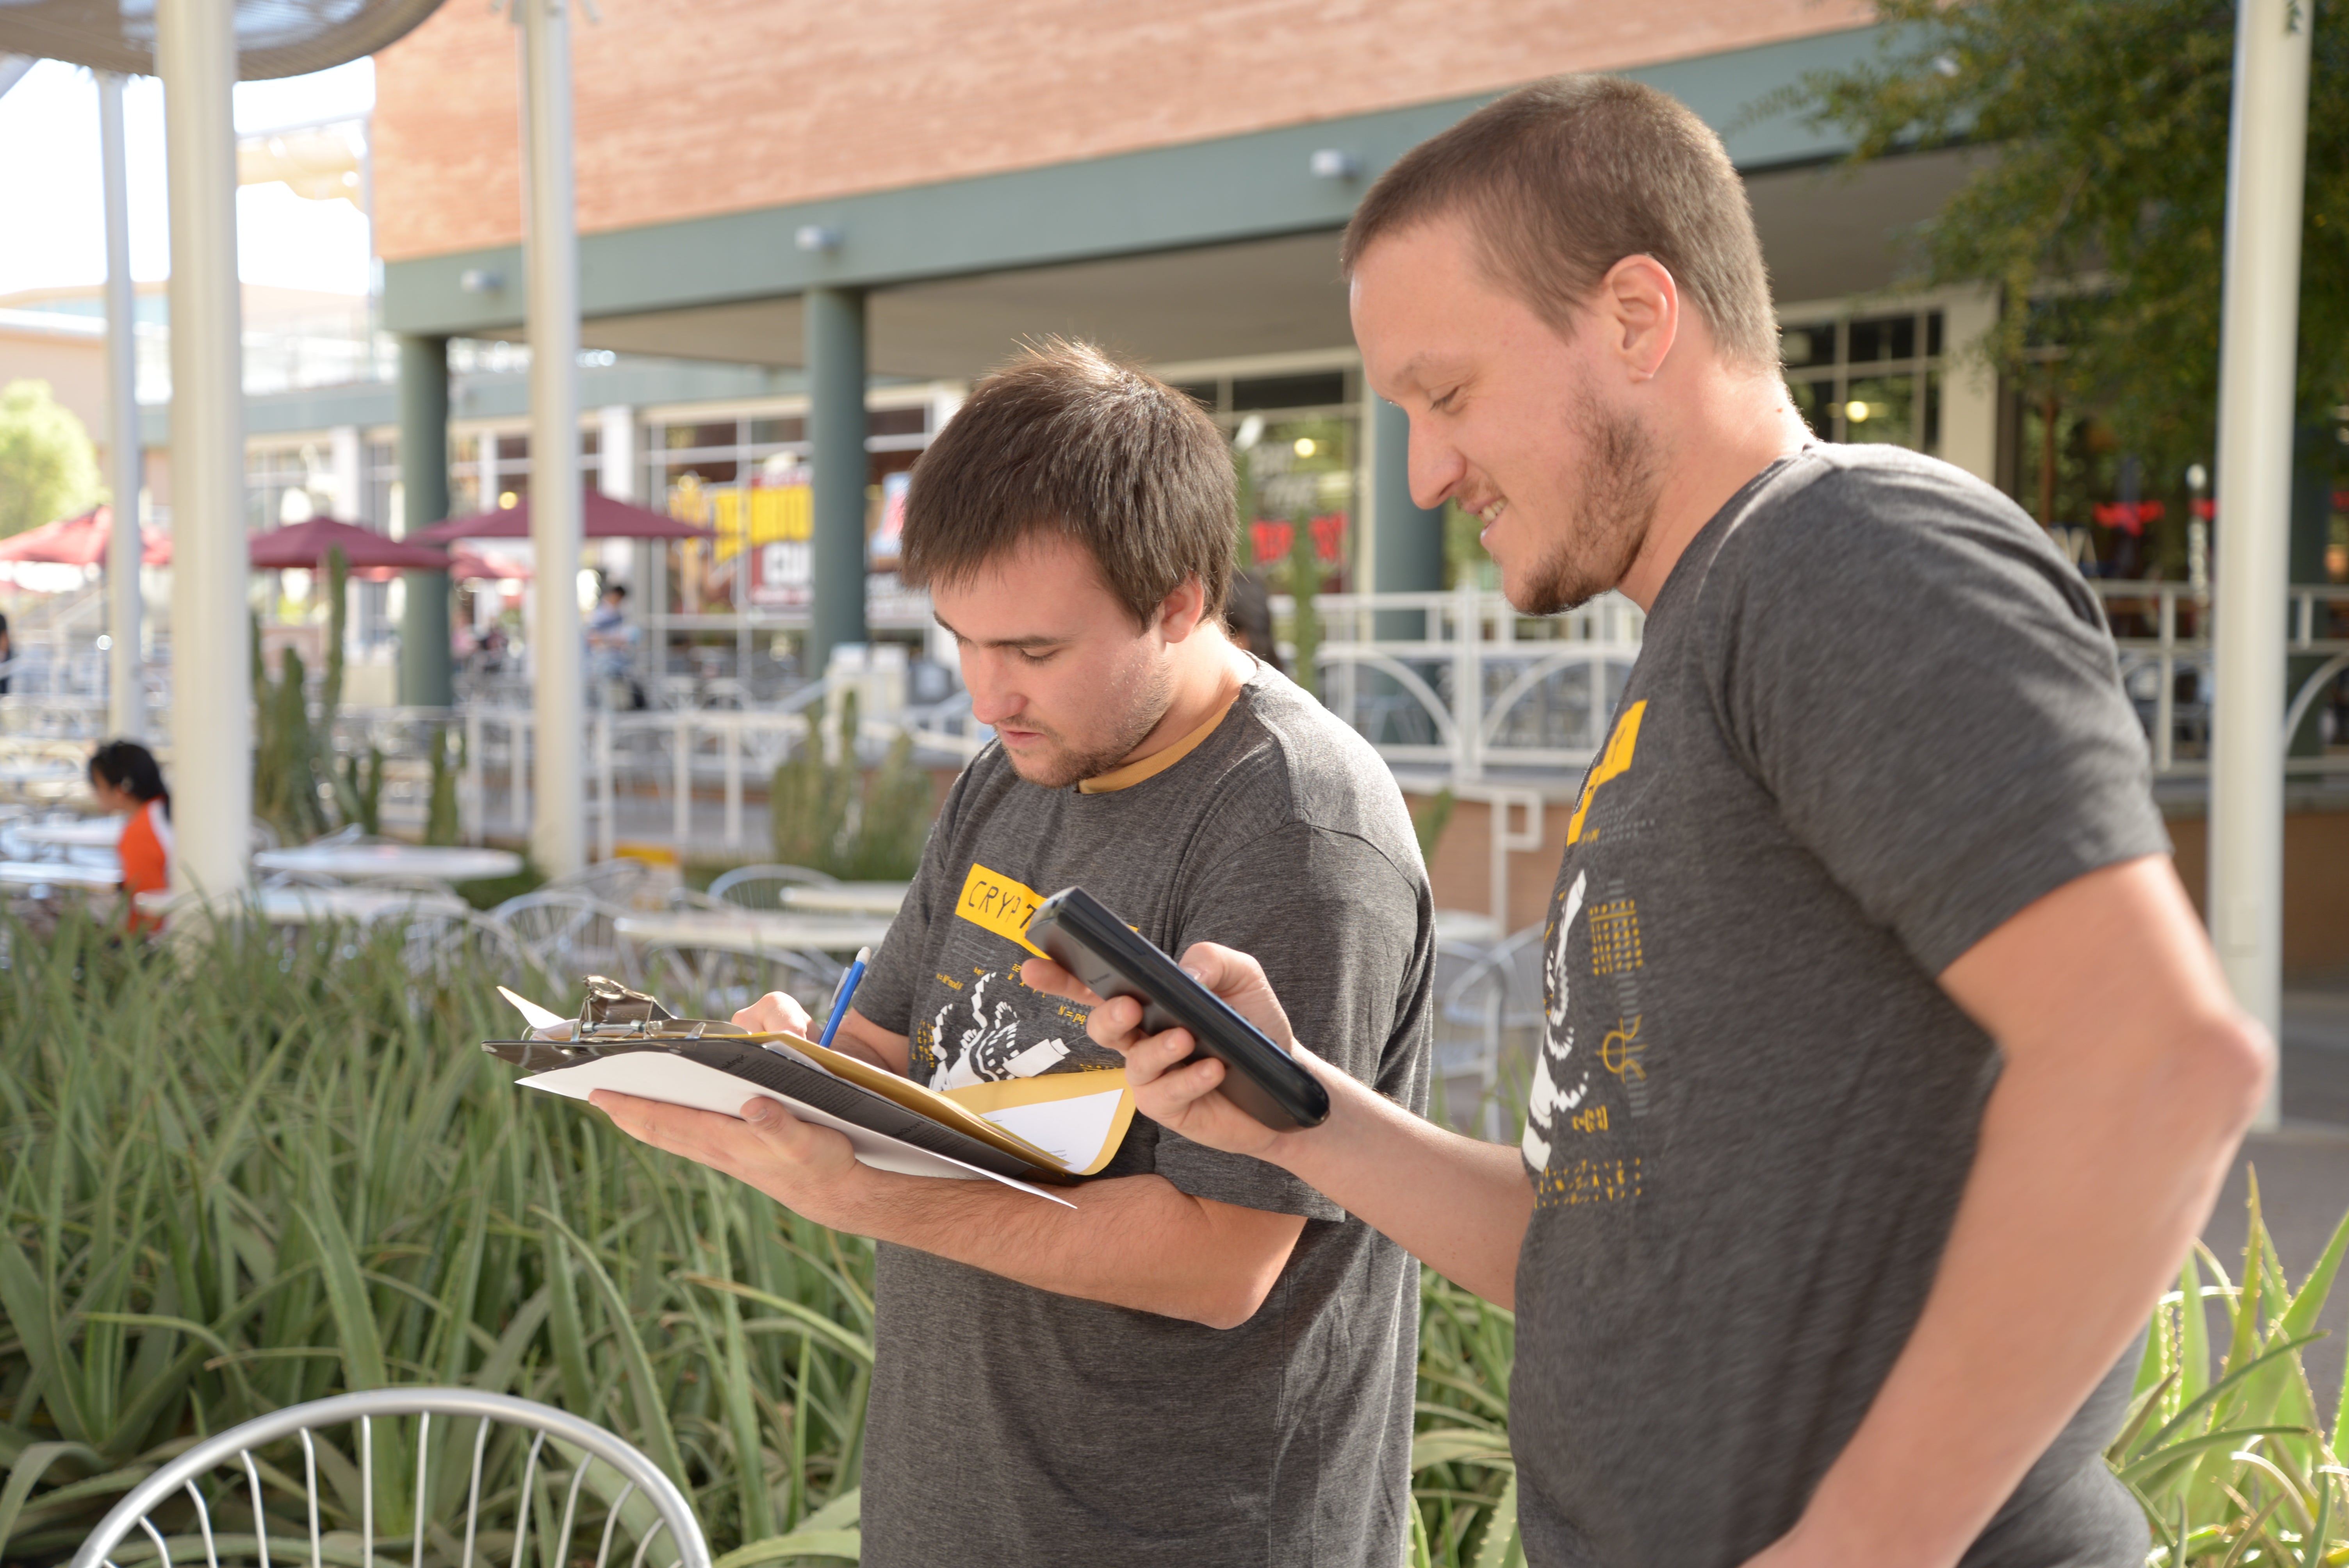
[
  {"x1": 1294, "y1": 437, "x2": 1317, "y2": 456},
  {"x1": 1309, "y1": 149, "x2": 1360, "y2": 180},
  {"x1": 499, "y1": 492, "x2": 519, "y2": 509},
  {"x1": 1845, "y1": 400, "x2": 1871, "y2": 423},
  {"x1": 795, "y1": 225, "x2": 843, "y2": 253},
  {"x1": 460, "y1": 269, "x2": 504, "y2": 294}
]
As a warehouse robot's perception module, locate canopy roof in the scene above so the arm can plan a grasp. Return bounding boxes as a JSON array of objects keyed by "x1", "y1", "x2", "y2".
[
  {"x1": 414, "y1": 492, "x2": 716, "y2": 545},
  {"x1": 0, "y1": 508, "x2": 171, "y2": 567},
  {"x1": 248, "y1": 517, "x2": 451, "y2": 572},
  {"x1": 0, "y1": 0, "x2": 446, "y2": 80}
]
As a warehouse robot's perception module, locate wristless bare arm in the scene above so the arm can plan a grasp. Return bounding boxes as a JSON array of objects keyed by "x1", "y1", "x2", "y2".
[
  {"x1": 1744, "y1": 855, "x2": 2272, "y2": 1568},
  {"x1": 1021, "y1": 950, "x2": 1536, "y2": 1306}
]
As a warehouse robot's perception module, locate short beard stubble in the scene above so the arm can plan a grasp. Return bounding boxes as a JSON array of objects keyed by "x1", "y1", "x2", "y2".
[
  {"x1": 1002, "y1": 652, "x2": 1176, "y2": 790},
  {"x1": 1513, "y1": 387, "x2": 1664, "y2": 617}
]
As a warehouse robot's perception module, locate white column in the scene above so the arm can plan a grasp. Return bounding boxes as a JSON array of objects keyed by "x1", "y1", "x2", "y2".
[
  {"x1": 329, "y1": 424, "x2": 363, "y2": 520},
  {"x1": 158, "y1": 0, "x2": 250, "y2": 894},
  {"x1": 597, "y1": 404, "x2": 634, "y2": 584},
  {"x1": 597, "y1": 404, "x2": 635, "y2": 499},
  {"x1": 522, "y1": 0, "x2": 585, "y2": 877},
  {"x1": 2210, "y1": 0, "x2": 2313, "y2": 1128},
  {"x1": 1936, "y1": 287, "x2": 1999, "y2": 485},
  {"x1": 99, "y1": 73, "x2": 144, "y2": 741}
]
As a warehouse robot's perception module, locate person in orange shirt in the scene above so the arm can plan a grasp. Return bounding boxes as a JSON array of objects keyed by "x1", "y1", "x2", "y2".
[{"x1": 87, "y1": 740, "x2": 172, "y2": 934}]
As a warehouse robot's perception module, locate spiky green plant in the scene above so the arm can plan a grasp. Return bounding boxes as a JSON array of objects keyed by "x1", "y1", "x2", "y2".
[
  {"x1": 0, "y1": 905, "x2": 870, "y2": 1565},
  {"x1": 768, "y1": 691, "x2": 934, "y2": 881}
]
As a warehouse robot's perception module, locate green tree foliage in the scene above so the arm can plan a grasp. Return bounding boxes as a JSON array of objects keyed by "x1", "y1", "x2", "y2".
[
  {"x1": 1784, "y1": 0, "x2": 2349, "y2": 481},
  {"x1": 0, "y1": 380, "x2": 101, "y2": 538}
]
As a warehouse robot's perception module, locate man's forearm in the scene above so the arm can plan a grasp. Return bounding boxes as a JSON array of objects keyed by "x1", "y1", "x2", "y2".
[
  {"x1": 1266, "y1": 1055, "x2": 1533, "y2": 1306},
  {"x1": 1774, "y1": 1016, "x2": 2268, "y2": 1564},
  {"x1": 822, "y1": 1166, "x2": 1303, "y2": 1329}
]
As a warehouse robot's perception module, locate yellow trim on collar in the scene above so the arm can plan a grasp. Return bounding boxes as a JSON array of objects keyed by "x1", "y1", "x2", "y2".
[{"x1": 1076, "y1": 697, "x2": 1236, "y2": 794}]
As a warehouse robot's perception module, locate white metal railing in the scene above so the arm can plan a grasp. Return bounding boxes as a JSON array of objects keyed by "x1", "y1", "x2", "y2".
[
  {"x1": 2092, "y1": 581, "x2": 2349, "y2": 777},
  {"x1": 1291, "y1": 585, "x2": 1646, "y2": 779},
  {"x1": 448, "y1": 684, "x2": 990, "y2": 859}
]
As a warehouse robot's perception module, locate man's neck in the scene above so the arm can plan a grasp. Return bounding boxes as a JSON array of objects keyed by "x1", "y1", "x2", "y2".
[
  {"x1": 1114, "y1": 631, "x2": 1252, "y2": 771},
  {"x1": 1614, "y1": 373, "x2": 1814, "y2": 611}
]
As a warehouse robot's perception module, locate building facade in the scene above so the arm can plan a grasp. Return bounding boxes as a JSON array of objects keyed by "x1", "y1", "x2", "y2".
[{"x1": 143, "y1": 0, "x2": 2010, "y2": 699}]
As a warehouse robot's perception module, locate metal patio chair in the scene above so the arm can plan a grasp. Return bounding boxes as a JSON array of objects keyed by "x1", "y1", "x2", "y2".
[
  {"x1": 397, "y1": 907, "x2": 542, "y2": 988},
  {"x1": 543, "y1": 857, "x2": 655, "y2": 909},
  {"x1": 639, "y1": 940, "x2": 842, "y2": 1022},
  {"x1": 705, "y1": 864, "x2": 837, "y2": 912},
  {"x1": 1436, "y1": 925, "x2": 1550, "y2": 1141},
  {"x1": 491, "y1": 890, "x2": 640, "y2": 987},
  {"x1": 70, "y1": 1387, "x2": 710, "y2": 1568}
]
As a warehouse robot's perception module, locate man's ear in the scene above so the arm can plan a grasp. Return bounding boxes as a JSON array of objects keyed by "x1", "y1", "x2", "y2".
[
  {"x1": 1155, "y1": 576, "x2": 1210, "y2": 642},
  {"x1": 1597, "y1": 253, "x2": 1680, "y2": 383}
]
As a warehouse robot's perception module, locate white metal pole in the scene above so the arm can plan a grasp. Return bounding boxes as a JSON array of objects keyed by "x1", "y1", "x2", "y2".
[
  {"x1": 521, "y1": 0, "x2": 585, "y2": 877},
  {"x1": 157, "y1": 0, "x2": 251, "y2": 894},
  {"x1": 2210, "y1": 0, "x2": 2312, "y2": 1130},
  {"x1": 99, "y1": 72, "x2": 145, "y2": 742}
]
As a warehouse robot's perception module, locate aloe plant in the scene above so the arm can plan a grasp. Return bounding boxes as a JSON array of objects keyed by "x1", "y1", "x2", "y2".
[{"x1": 0, "y1": 906, "x2": 872, "y2": 1565}]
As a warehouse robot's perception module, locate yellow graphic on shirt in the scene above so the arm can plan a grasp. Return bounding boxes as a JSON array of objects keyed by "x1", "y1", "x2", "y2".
[
  {"x1": 1599, "y1": 1015, "x2": 1646, "y2": 1081},
  {"x1": 955, "y1": 862, "x2": 1046, "y2": 956},
  {"x1": 1588, "y1": 898, "x2": 1644, "y2": 975},
  {"x1": 1533, "y1": 1155, "x2": 1643, "y2": 1207},
  {"x1": 1567, "y1": 700, "x2": 1648, "y2": 845}
]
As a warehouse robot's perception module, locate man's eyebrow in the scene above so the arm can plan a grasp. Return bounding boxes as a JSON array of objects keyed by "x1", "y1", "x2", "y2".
[{"x1": 930, "y1": 614, "x2": 1068, "y2": 650}]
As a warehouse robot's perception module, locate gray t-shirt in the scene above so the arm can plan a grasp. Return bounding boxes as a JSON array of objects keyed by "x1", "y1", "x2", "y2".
[
  {"x1": 854, "y1": 663, "x2": 1434, "y2": 1568},
  {"x1": 1512, "y1": 445, "x2": 2166, "y2": 1567}
]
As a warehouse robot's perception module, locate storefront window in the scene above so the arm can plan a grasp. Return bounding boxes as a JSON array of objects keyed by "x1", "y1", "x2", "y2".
[{"x1": 1783, "y1": 308, "x2": 1946, "y2": 455}]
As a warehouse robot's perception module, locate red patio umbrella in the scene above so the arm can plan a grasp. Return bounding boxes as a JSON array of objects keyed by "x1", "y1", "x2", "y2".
[
  {"x1": 0, "y1": 506, "x2": 171, "y2": 567},
  {"x1": 248, "y1": 517, "x2": 452, "y2": 572},
  {"x1": 412, "y1": 491, "x2": 716, "y2": 544},
  {"x1": 451, "y1": 548, "x2": 531, "y2": 581}
]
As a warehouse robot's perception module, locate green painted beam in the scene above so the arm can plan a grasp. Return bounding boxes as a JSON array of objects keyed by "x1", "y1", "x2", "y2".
[
  {"x1": 806, "y1": 286, "x2": 869, "y2": 673},
  {"x1": 397, "y1": 334, "x2": 454, "y2": 708},
  {"x1": 140, "y1": 358, "x2": 819, "y2": 447},
  {"x1": 383, "y1": 25, "x2": 1883, "y2": 340}
]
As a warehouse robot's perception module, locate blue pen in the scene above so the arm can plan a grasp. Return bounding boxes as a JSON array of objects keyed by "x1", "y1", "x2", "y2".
[{"x1": 818, "y1": 946, "x2": 871, "y2": 1050}]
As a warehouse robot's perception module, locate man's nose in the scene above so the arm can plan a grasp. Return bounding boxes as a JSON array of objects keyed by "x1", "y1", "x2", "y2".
[
  {"x1": 1409, "y1": 419, "x2": 1467, "y2": 512},
  {"x1": 964, "y1": 656, "x2": 1024, "y2": 727}
]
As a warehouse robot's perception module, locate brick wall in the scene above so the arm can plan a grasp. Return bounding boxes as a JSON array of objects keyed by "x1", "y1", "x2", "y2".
[{"x1": 372, "y1": 0, "x2": 1871, "y2": 262}]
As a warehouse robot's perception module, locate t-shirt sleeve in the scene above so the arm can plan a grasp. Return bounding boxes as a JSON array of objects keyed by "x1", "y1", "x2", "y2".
[
  {"x1": 1151, "y1": 820, "x2": 1427, "y2": 1221},
  {"x1": 852, "y1": 769, "x2": 963, "y2": 1038},
  {"x1": 1705, "y1": 460, "x2": 2170, "y2": 976}
]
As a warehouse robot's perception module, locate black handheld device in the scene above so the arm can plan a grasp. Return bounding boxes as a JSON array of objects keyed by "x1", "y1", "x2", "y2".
[{"x1": 1024, "y1": 886, "x2": 1329, "y2": 1131}]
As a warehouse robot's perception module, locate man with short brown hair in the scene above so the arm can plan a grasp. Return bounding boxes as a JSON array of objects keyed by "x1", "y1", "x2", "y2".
[
  {"x1": 1046, "y1": 76, "x2": 2272, "y2": 1568},
  {"x1": 594, "y1": 341, "x2": 1434, "y2": 1567}
]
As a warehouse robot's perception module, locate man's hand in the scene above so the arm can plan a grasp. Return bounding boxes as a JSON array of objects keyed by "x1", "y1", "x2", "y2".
[
  {"x1": 733, "y1": 990, "x2": 815, "y2": 1038},
  {"x1": 1028, "y1": 941, "x2": 1536, "y2": 1306},
  {"x1": 1021, "y1": 943, "x2": 1311, "y2": 1160},
  {"x1": 733, "y1": 991, "x2": 909, "y2": 1076},
  {"x1": 590, "y1": 1090, "x2": 866, "y2": 1229}
]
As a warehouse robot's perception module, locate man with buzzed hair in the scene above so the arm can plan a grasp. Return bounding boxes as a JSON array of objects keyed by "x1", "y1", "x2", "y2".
[
  {"x1": 594, "y1": 340, "x2": 1434, "y2": 1567},
  {"x1": 1044, "y1": 76, "x2": 2272, "y2": 1568}
]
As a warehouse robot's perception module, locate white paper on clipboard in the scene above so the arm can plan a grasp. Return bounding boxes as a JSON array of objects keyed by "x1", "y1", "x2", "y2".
[{"x1": 517, "y1": 1053, "x2": 1076, "y2": 1207}]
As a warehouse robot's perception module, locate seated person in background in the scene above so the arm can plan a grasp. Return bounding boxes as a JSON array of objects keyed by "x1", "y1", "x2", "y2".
[
  {"x1": 1222, "y1": 569, "x2": 1287, "y2": 675},
  {"x1": 586, "y1": 582, "x2": 645, "y2": 707},
  {"x1": 86, "y1": 739, "x2": 171, "y2": 933},
  {"x1": 590, "y1": 340, "x2": 1436, "y2": 1568}
]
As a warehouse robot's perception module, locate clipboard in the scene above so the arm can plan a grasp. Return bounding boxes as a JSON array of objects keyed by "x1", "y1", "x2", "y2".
[{"x1": 483, "y1": 978, "x2": 1133, "y2": 1201}]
